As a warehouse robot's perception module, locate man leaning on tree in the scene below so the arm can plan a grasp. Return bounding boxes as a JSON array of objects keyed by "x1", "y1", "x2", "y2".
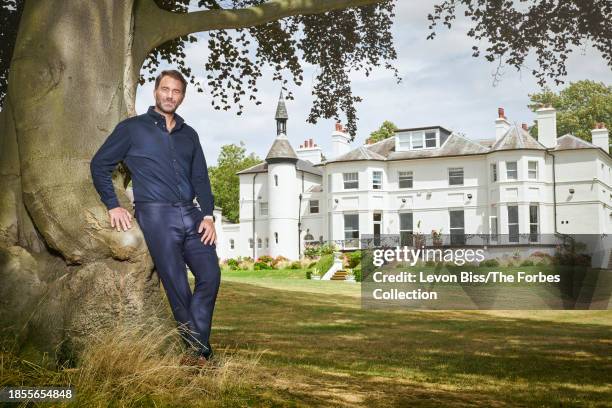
[{"x1": 90, "y1": 69, "x2": 221, "y2": 366}]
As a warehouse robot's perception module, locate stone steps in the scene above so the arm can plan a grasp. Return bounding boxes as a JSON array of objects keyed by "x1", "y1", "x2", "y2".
[{"x1": 330, "y1": 270, "x2": 348, "y2": 281}]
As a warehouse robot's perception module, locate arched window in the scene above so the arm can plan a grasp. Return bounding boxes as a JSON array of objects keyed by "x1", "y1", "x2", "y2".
[
  {"x1": 265, "y1": 237, "x2": 269, "y2": 248},
  {"x1": 257, "y1": 238, "x2": 262, "y2": 248},
  {"x1": 249, "y1": 238, "x2": 253, "y2": 249},
  {"x1": 274, "y1": 174, "x2": 278, "y2": 186},
  {"x1": 274, "y1": 232, "x2": 279, "y2": 244},
  {"x1": 230, "y1": 239, "x2": 235, "y2": 249}
]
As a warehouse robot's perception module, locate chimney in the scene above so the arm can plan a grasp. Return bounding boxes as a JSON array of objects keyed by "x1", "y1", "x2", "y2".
[
  {"x1": 296, "y1": 137, "x2": 323, "y2": 164},
  {"x1": 495, "y1": 107, "x2": 511, "y2": 141},
  {"x1": 591, "y1": 122, "x2": 609, "y2": 154},
  {"x1": 332, "y1": 122, "x2": 351, "y2": 159},
  {"x1": 535, "y1": 105, "x2": 557, "y2": 148}
]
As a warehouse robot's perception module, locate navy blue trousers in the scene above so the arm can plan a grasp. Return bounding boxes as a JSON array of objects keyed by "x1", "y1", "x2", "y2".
[{"x1": 134, "y1": 200, "x2": 221, "y2": 355}]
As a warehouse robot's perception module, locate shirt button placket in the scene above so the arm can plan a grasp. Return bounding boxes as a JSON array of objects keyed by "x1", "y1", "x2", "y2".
[{"x1": 169, "y1": 133, "x2": 183, "y2": 200}]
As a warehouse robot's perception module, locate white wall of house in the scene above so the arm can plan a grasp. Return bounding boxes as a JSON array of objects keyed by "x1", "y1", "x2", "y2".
[
  {"x1": 268, "y1": 161, "x2": 299, "y2": 259},
  {"x1": 553, "y1": 149, "x2": 612, "y2": 234},
  {"x1": 216, "y1": 114, "x2": 612, "y2": 260},
  {"x1": 220, "y1": 224, "x2": 240, "y2": 259}
]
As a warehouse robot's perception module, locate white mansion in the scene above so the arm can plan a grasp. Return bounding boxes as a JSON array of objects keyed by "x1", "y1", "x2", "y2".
[{"x1": 212, "y1": 94, "x2": 611, "y2": 261}]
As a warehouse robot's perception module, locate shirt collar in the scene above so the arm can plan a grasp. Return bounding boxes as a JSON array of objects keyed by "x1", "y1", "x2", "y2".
[{"x1": 146, "y1": 105, "x2": 185, "y2": 130}]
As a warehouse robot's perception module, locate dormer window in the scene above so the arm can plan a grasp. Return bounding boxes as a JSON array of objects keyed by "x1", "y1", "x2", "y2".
[
  {"x1": 425, "y1": 131, "x2": 436, "y2": 148},
  {"x1": 396, "y1": 128, "x2": 441, "y2": 151},
  {"x1": 411, "y1": 133, "x2": 423, "y2": 149}
]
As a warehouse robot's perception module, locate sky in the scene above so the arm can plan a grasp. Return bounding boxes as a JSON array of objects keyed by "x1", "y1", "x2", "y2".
[{"x1": 135, "y1": 1, "x2": 611, "y2": 166}]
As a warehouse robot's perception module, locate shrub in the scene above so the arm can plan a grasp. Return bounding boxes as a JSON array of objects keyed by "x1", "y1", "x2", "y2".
[
  {"x1": 575, "y1": 254, "x2": 591, "y2": 266},
  {"x1": 289, "y1": 261, "x2": 301, "y2": 269},
  {"x1": 272, "y1": 255, "x2": 289, "y2": 267},
  {"x1": 257, "y1": 255, "x2": 273, "y2": 264},
  {"x1": 425, "y1": 260, "x2": 436, "y2": 267},
  {"x1": 319, "y1": 243, "x2": 336, "y2": 255},
  {"x1": 315, "y1": 254, "x2": 334, "y2": 276},
  {"x1": 304, "y1": 242, "x2": 336, "y2": 258},
  {"x1": 360, "y1": 251, "x2": 376, "y2": 276},
  {"x1": 226, "y1": 258, "x2": 240, "y2": 270},
  {"x1": 305, "y1": 270, "x2": 312, "y2": 279},
  {"x1": 353, "y1": 267, "x2": 362, "y2": 282},
  {"x1": 347, "y1": 251, "x2": 361, "y2": 268},
  {"x1": 553, "y1": 252, "x2": 591, "y2": 266},
  {"x1": 308, "y1": 261, "x2": 317, "y2": 268},
  {"x1": 254, "y1": 261, "x2": 273, "y2": 270},
  {"x1": 303, "y1": 244, "x2": 320, "y2": 259},
  {"x1": 480, "y1": 259, "x2": 500, "y2": 267},
  {"x1": 520, "y1": 259, "x2": 534, "y2": 266}
]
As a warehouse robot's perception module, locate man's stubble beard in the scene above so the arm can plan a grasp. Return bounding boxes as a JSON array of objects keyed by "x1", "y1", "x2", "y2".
[{"x1": 154, "y1": 95, "x2": 181, "y2": 114}]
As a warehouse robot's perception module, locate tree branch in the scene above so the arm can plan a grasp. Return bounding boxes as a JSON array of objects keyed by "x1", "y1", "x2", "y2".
[{"x1": 136, "y1": 0, "x2": 388, "y2": 54}]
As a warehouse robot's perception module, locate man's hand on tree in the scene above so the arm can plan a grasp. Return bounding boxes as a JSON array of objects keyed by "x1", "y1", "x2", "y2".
[
  {"x1": 198, "y1": 217, "x2": 216, "y2": 245},
  {"x1": 108, "y1": 207, "x2": 133, "y2": 232}
]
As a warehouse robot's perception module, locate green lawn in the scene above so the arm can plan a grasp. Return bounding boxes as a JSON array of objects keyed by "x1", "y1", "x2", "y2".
[
  {"x1": 221, "y1": 268, "x2": 362, "y2": 298},
  {"x1": 3, "y1": 268, "x2": 609, "y2": 407},
  {"x1": 213, "y1": 268, "x2": 612, "y2": 407}
]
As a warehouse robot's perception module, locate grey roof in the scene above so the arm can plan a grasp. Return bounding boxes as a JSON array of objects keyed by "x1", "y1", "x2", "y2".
[
  {"x1": 265, "y1": 136, "x2": 298, "y2": 162},
  {"x1": 326, "y1": 132, "x2": 489, "y2": 163},
  {"x1": 324, "y1": 123, "x2": 609, "y2": 164},
  {"x1": 236, "y1": 162, "x2": 267, "y2": 175},
  {"x1": 237, "y1": 158, "x2": 323, "y2": 176},
  {"x1": 553, "y1": 134, "x2": 599, "y2": 151},
  {"x1": 326, "y1": 145, "x2": 387, "y2": 162},
  {"x1": 275, "y1": 91, "x2": 288, "y2": 120},
  {"x1": 491, "y1": 126, "x2": 545, "y2": 151},
  {"x1": 476, "y1": 139, "x2": 496, "y2": 148}
]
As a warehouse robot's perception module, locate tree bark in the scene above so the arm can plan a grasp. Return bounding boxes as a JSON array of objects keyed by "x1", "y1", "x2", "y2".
[{"x1": 0, "y1": 0, "x2": 168, "y2": 363}]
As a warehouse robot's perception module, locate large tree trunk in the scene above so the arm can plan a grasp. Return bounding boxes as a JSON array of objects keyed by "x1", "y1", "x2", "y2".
[{"x1": 0, "y1": 0, "x2": 169, "y2": 363}]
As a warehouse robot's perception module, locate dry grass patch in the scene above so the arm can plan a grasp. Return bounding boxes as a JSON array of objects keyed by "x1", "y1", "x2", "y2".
[{"x1": 1, "y1": 320, "x2": 261, "y2": 407}]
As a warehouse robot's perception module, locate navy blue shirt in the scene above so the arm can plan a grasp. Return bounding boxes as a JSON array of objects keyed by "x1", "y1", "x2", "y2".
[{"x1": 90, "y1": 106, "x2": 214, "y2": 216}]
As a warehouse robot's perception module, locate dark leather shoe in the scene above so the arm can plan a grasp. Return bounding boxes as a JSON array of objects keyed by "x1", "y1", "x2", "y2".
[{"x1": 200, "y1": 342, "x2": 214, "y2": 360}]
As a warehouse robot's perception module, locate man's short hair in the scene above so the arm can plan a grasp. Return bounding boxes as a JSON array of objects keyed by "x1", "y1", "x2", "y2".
[{"x1": 154, "y1": 69, "x2": 187, "y2": 93}]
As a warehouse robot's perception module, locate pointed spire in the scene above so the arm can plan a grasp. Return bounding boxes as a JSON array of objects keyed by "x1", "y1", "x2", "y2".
[
  {"x1": 267, "y1": 91, "x2": 296, "y2": 162},
  {"x1": 275, "y1": 90, "x2": 288, "y2": 120},
  {"x1": 275, "y1": 90, "x2": 288, "y2": 136}
]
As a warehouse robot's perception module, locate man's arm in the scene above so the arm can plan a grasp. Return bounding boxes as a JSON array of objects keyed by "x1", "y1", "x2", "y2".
[
  {"x1": 90, "y1": 121, "x2": 131, "y2": 210},
  {"x1": 190, "y1": 131, "x2": 215, "y2": 219}
]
